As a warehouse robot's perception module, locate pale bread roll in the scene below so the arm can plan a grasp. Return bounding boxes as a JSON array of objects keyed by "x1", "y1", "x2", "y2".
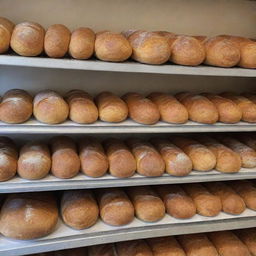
[
  {"x1": 123, "y1": 92, "x2": 160, "y2": 125},
  {"x1": 126, "y1": 186, "x2": 165, "y2": 222},
  {"x1": 0, "y1": 192, "x2": 58, "y2": 240},
  {"x1": 183, "y1": 183, "x2": 222, "y2": 217},
  {"x1": 175, "y1": 92, "x2": 218, "y2": 124},
  {"x1": 116, "y1": 240, "x2": 153, "y2": 256},
  {"x1": 95, "y1": 31, "x2": 132, "y2": 62},
  {"x1": 205, "y1": 182, "x2": 246, "y2": 215},
  {"x1": 0, "y1": 89, "x2": 33, "y2": 123},
  {"x1": 150, "y1": 138, "x2": 192, "y2": 176},
  {"x1": 147, "y1": 236, "x2": 186, "y2": 256},
  {"x1": 236, "y1": 229, "x2": 256, "y2": 256},
  {"x1": 18, "y1": 141, "x2": 51, "y2": 180},
  {"x1": 88, "y1": 243, "x2": 116, "y2": 256},
  {"x1": 61, "y1": 190, "x2": 99, "y2": 229},
  {"x1": 177, "y1": 233, "x2": 219, "y2": 256},
  {"x1": 196, "y1": 135, "x2": 241, "y2": 173},
  {"x1": 104, "y1": 138, "x2": 136, "y2": 178},
  {"x1": 65, "y1": 90, "x2": 98, "y2": 124},
  {"x1": 155, "y1": 185, "x2": 196, "y2": 219},
  {"x1": 0, "y1": 17, "x2": 14, "y2": 53},
  {"x1": 44, "y1": 24, "x2": 71, "y2": 58},
  {"x1": 33, "y1": 90, "x2": 69, "y2": 124},
  {"x1": 79, "y1": 138, "x2": 108, "y2": 177},
  {"x1": 10, "y1": 21, "x2": 45, "y2": 56},
  {"x1": 171, "y1": 136, "x2": 216, "y2": 171},
  {"x1": 126, "y1": 138, "x2": 165, "y2": 177},
  {"x1": 95, "y1": 92, "x2": 128, "y2": 123},
  {"x1": 51, "y1": 136, "x2": 80, "y2": 179},
  {"x1": 69, "y1": 27, "x2": 95, "y2": 59},
  {"x1": 208, "y1": 231, "x2": 250, "y2": 256},
  {"x1": 202, "y1": 93, "x2": 242, "y2": 123},
  {"x1": 148, "y1": 92, "x2": 188, "y2": 124},
  {"x1": 97, "y1": 188, "x2": 134, "y2": 226}
]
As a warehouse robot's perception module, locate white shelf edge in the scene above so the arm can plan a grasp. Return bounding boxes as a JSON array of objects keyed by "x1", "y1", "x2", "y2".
[
  {"x1": 0, "y1": 120, "x2": 256, "y2": 134},
  {"x1": 0, "y1": 55, "x2": 256, "y2": 77},
  {"x1": 1, "y1": 211, "x2": 256, "y2": 256},
  {"x1": 1, "y1": 169, "x2": 256, "y2": 193}
]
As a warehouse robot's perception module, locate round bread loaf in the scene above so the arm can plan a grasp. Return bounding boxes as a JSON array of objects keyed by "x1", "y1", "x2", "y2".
[
  {"x1": 61, "y1": 190, "x2": 99, "y2": 229},
  {"x1": 44, "y1": 24, "x2": 71, "y2": 58},
  {"x1": 10, "y1": 21, "x2": 45, "y2": 56},
  {"x1": 18, "y1": 141, "x2": 51, "y2": 179},
  {"x1": 0, "y1": 17, "x2": 14, "y2": 53},
  {"x1": 51, "y1": 136, "x2": 80, "y2": 179},
  {"x1": 69, "y1": 27, "x2": 95, "y2": 59},
  {"x1": 0, "y1": 89, "x2": 33, "y2": 123},
  {"x1": 95, "y1": 31, "x2": 132, "y2": 62},
  {"x1": 0, "y1": 192, "x2": 58, "y2": 240},
  {"x1": 33, "y1": 90, "x2": 69, "y2": 124}
]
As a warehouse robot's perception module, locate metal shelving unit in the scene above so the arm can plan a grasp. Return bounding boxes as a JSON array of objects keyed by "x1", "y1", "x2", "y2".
[{"x1": 1, "y1": 168, "x2": 255, "y2": 193}]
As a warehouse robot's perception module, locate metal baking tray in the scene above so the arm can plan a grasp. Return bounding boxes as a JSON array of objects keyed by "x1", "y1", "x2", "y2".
[
  {"x1": 1, "y1": 209, "x2": 256, "y2": 256},
  {"x1": 0, "y1": 168, "x2": 255, "y2": 193},
  {"x1": 0, "y1": 55, "x2": 256, "y2": 77}
]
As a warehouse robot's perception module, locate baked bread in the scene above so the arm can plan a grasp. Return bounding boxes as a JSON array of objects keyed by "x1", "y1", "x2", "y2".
[{"x1": 0, "y1": 17, "x2": 14, "y2": 53}]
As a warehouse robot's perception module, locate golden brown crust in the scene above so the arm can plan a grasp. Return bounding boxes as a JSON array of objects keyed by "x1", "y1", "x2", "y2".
[
  {"x1": 236, "y1": 229, "x2": 256, "y2": 256},
  {"x1": 0, "y1": 17, "x2": 14, "y2": 53}
]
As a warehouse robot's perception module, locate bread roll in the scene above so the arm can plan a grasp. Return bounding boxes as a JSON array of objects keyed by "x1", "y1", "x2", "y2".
[
  {"x1": 122, "y1": 92, "x2": 160, "y2": 124},
  {"x1": 183, "y1": 183, "x2": 222, "y2": 217},
  {"x1": 97, "y1": 188, "x2": 134, "y2": 226},
  {"x1": 241, "y1": 92, "x2": 256, "y2": 105},
  {"x1": 126, "y1": 186, "x2": 165, "y2": 222},
  {"x1": 220, "y1": 92, "x2": 256, "y2": 123},
  {"x1": 116, "y1": 240, "x2": 153, "y2": 256},
  {"x1": 65, "y1": 90, "x2": 98, "y2": 124},
  {"x1": 147, "y1": 92, "x2": 188, "y2": 124},
  {"x1": 95, "y1": 92, "x2": 128, "y2": 123},
  {"x1": 202, "y1": 93, "x2": 242, "y2": 123},
  {"x1": 171, "y1": 136, "x2": 216, "y2": 171},
  {"x1": 208, "y1": 231, "x2": 250, "y2": 256},
  {"x1": 0, "y1": 17, "x2": 14, "y2": 53},
  {"x1": 103, "y1": 138, "x2": 136, "y2": 178},
  {"x1": 204, "y1": 36, "x2": 240, "y2": 67},
  {"x1": 61, "y1": 190, "x2": 99, "y2": 229},
  {"x1": 55, "y1": 248, "x2": 88, "y2": 256},
  {"x1": 170, "y1": 36, "x2": 205, "y2": 66},
  {"x1": 215, "y1": 135, "x2": 256, "y2": 168},
  {"x1": 147, "y1": 236, "x2": 186, "y2": 256},
  {"x1": 236, "y1": 229, "x2": 256, "y2": 256},
  {"x1": 126, "y1": 138, "x2": 165, "y2": 177},
  {"x1": 44, "y1": 24, "x2": 71, "y2": 58},
  {"x1": 150, "y1": 138, "x2": 192, "y2": 176},
  {"x1": 177, "y1": 233, "x2": 218, "y2": 256},
  {"x1": 51, "y1": 136, "x2": 80, "y2": 179},
  {"x1": 33, "y1": 90, "x2": 69, "y2": 124},
  {"x1": 11, "y1": 21, "x2": 45, "y2": 56},
  {"x1": 175, "y1": 92, "x2": 218, "y2": 124},
  {"x1": 0, "y1": 192, "x2": 58, "y2": 239},
  {"x1": 205, "y1": 182, "x2": 246, "y2": 215},
  {"x1": 69, "y1": 27, "x2": 95, "y2": 59},
  {"x1": 155, "y1": 185, "x2": 196, "y2": 219},
  {"x1": 196, "y1": 135, "x2": 241, "y2": 173},
  {"x1": 237, "y1": 133, "x2": 256, "y2": 151},
  {"x1": 88, "y1": 244, "x2": 116, "y2": 256},
  {"x1": 18, "y1": 141, "x2": 51, "y2": 180},
  {"x1": 126, "y1": 30, "x2": 170, "y2": 64},
  {"x1": 0, "y1": 89, "x2": 33, "y2": 123},
  {"x1": 95, "y1": 31, "x2": 132, "y2": 62},
  {"x1": 0, "y1": 137, "x2": 18, "y2": 181},
  {"x1": 229, "y1": 180, "x2": 256, "y2": 210},
  {"x1": 193, "y1": 35, "x2": 208, "y2": 43},
  {"x1": 79, "y1": 138, "x2": 108, "y2": 177}
]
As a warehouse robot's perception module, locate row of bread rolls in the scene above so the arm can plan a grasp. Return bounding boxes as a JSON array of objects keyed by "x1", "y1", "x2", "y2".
[
  {"x1": 1, "y1": 181, "x2": 256, "y2": 239},
  {"x1": 31, "y1": 229, "x2": 256, "y2": 256},
  {"x1": 1, "y1": 133, "x2": 256, "y2": 181},
  {"x1": 1, "y1": 89, "x2": 256, "y2": 125},
  {"x1": 1, "y1": 17, "x2": 256, "y2": 68}
]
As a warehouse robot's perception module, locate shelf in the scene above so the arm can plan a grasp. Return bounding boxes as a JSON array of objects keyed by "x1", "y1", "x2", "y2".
[
  {"x1": 0, "y1": 119, "x2": 256, "y2": 134},
  {"x1": 0, "y1": 55, "x2": 256, "y2": 77},
  {"x1": 1, "y1": 209, "x2": 255, "y2": 256},
  {"x1": 1, "y1": 168, "x2": 256, "y2": 193}
]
